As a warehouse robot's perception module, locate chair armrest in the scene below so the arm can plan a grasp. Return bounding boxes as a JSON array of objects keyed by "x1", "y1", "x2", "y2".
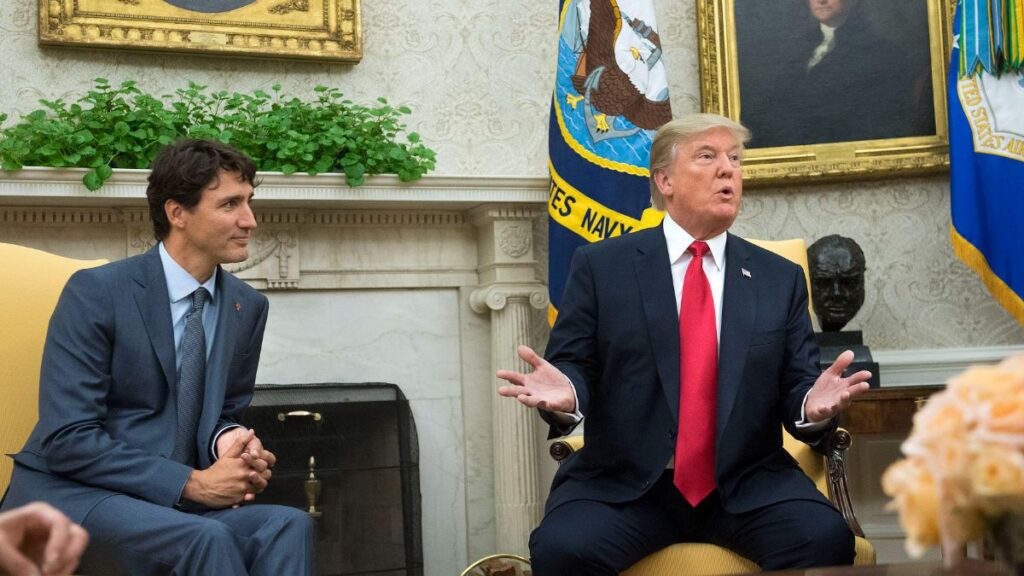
[
  {"x1": 549, "y1": 435, "x2": 585, "y2": 462},
  {"x1": 824, "y1": 427, "x2": 865, "y2": 538}
]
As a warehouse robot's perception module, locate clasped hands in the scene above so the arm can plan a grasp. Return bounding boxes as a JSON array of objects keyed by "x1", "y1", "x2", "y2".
[
  {"x1": 183, "y1": 428, "x2": 277, "y2": 509},
  {"x1": 496, "y1": 346, "x2": 872, "y2": 424}
]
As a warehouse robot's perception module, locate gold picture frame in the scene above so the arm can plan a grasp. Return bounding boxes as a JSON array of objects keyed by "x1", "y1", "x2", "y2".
[
  {"x1": 697, "y1": 0, "x2": 953, "y2": 186},
  {"x1": 39, "y1": 0, "x2": 361, "y2": 62}
]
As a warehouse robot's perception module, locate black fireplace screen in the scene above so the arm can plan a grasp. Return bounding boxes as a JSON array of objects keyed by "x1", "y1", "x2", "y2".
[{"x1": 241, "y1": 383, "x2": 423, "y2": 576}]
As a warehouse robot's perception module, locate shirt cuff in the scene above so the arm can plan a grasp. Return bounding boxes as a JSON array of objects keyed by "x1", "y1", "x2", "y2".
[{"x1": 210, "y1": 424, "x2": 244, "y2": 461}]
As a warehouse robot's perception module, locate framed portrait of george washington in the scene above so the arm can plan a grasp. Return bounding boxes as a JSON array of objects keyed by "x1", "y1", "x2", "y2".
[
  {"x1": 39, "y1": 0, "x2": 361, "y2": 62},
  {"x1": 697, "y1": 0, "x2": 953, "y2": 186}
]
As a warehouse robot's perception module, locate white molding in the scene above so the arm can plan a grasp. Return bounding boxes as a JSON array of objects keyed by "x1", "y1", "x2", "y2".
[
  {"x1": 0, "y1": 205, "x2": 480, "y2": 228},
  {"x1": 0, "y1": 169, "x2": 551, "y2": 293},
  {"x1": 0, "y1": 168, "x2": 550, "y2": 208},
  {"x1": 874, "y1": 345, "x2": 1024, "y2": 387}
]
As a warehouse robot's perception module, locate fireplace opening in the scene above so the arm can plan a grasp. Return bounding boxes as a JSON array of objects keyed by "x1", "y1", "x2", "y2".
[{"x1": 241, "y1": 383, "x2": 423, "y2": 576}]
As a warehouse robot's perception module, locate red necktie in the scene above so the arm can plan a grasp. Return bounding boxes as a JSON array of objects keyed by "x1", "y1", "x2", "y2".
[{"x1": 674, "y1": 241, "x2": 718, "y2": 506}]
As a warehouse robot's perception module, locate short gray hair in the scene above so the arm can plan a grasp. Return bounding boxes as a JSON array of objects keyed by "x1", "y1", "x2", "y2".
[{"x1": 648, "y1": 114, "x2": 751, "y2": 210}]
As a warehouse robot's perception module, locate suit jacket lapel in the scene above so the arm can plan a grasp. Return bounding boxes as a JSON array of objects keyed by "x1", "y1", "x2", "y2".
[
  {"x1": 134, "y1": 247, "x2": 176, "y2": 390},
  {"x1": 717, "y1": 234, "x2": 755, "y2": 439},
  {"x1": 201, "y1": 267, "x2": 237, "y2": 433},
  {"x1": 634, "y1": 229, "x2": 682, "y2": 421}
]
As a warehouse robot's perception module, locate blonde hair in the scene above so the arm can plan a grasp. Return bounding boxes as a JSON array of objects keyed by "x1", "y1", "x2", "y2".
[{"x1": 648, "y1": 114, "x2": 751, "y2": 210}]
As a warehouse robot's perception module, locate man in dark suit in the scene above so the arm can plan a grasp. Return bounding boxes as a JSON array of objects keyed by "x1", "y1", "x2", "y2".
[
  {"x1": 0, "y1": 139, "x2": 314, "y2": 574},
  {"x1": 497, "y1": 113, "x2": 871, "y2": 575}
]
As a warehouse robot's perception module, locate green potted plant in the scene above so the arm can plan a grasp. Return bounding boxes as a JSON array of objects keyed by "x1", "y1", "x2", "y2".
[{"x1": 0, "y1": 78, "x2": 436, "y2": 190}]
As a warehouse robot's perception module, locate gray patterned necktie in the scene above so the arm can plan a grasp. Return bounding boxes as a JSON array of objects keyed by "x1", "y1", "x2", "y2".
[{"x1": 171, "y1": 287, "x2": 209, "y2": 466}]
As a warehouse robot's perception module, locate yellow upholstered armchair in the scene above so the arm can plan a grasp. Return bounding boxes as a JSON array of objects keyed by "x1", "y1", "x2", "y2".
[
  {"x1": 0, "y1": 243, "x2": 107, "y2": 495},
  {"x1": 544, "y1": 238, "x2": 875, "y2": 575}
]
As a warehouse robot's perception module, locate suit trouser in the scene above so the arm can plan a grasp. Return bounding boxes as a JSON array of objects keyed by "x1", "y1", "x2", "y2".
[
  {"x1": 529, "y1": 470, "x2": 854, "y2": 576},
  {"x1": 77, "y1": 494, "x2": 315, "y2": 576}
]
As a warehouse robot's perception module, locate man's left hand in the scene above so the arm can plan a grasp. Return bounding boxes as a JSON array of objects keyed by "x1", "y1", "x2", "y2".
[{"x1": 804, "y1": 350, "x2": 872, "y2": 423}]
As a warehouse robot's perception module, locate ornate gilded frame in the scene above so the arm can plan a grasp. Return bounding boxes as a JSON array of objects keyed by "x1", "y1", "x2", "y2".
[
  {"x1": 39, "y1": 0, "x2": 361, "y2": 62},
  {"x1": 697, "y1": 0, "x2": 953, "y2": 186}
]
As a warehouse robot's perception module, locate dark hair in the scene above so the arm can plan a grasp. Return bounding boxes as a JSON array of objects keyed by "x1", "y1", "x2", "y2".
[{"x1": 146, "y1": 139, "x2": 258, "y2": 241}]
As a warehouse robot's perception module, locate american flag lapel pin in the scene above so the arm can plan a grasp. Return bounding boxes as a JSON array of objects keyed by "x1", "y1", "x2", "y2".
[{"x1": 741, "y1": 268, "x2": 752, "y2": 278}]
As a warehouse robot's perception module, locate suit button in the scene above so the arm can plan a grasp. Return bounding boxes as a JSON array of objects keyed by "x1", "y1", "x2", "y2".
[{"x1": 669, "y1": 427, "x2": 676, "y2": 439}]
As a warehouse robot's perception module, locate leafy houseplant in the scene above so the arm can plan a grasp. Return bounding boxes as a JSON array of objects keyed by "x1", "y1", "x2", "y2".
[{"x1": 0, "y1": 79, "x2": 436, "y2": 190}]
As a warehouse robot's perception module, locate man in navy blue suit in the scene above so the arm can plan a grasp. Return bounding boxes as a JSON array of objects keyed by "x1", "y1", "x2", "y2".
[
  {"x1": 1, "y1": 139, "x2": 314, "y2": 575},
  {"x1": 498, "y1": 113, "x2": 872, "y2": 575}
]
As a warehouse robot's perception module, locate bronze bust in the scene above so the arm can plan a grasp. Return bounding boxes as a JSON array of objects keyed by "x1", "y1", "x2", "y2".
[{"x1": 807, "y1": 234, "x2": 866, "y2": 332}]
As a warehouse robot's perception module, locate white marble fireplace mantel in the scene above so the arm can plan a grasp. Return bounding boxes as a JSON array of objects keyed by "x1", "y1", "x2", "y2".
[
  {"x1": 0, "y1": 167, "x2": 548, "y2": 208},
  {"x1": 0, "y1": 168, "x2": 551, "y2": 576}
]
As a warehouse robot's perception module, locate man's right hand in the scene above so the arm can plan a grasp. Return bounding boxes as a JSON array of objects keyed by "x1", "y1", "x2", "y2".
[
  {"x1": 496, "y1": 345, "x2": 576, "y2": 413},
  {"x1": 182, "y1": 429, "x2": 265, "y2": 509}
]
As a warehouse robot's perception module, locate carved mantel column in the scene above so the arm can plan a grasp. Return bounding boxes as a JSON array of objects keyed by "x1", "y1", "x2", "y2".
[{"x1": 469, "y1": 205, "x2": 548, "y2": 557}]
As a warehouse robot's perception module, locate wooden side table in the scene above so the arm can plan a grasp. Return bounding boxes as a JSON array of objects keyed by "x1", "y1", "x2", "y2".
[{"x1": 840, "y1": 386, "x2": 943, "y2": 435}]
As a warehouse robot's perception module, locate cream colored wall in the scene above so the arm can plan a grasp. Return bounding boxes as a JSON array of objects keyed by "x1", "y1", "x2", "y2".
[{"x1": 0, "y1": 1, "x2": 554, "y2": 176}]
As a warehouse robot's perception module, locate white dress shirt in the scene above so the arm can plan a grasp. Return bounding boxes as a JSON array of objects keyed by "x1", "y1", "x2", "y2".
[
  {"x1": 158, "y1": 242, "x2": 239, "y2": 460},
  {"x1": 159, "y1": 242, "x2": 219, "y2": 370},
  {"x1": 664, "y1": 215, "x2": 726, "y2": 341}
]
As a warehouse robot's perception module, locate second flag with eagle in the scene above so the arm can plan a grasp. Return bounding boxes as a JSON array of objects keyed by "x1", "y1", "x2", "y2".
[{"x1": 548, "y1": 0, "x2": 672, "y2": 323}]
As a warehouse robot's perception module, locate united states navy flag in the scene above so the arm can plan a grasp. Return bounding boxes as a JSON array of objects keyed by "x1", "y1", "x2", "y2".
[
  {"x1": 548, "y1": 0, "x2": 671, "y2": 324},
  {"x1": 950, "y1": 1, "x2": 1024, "y2": 325}
]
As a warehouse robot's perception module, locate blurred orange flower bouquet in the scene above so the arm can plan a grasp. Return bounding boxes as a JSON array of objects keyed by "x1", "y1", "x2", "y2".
[{"x1": 882, "y1": 354, "x2": 1024, "y2": 557}]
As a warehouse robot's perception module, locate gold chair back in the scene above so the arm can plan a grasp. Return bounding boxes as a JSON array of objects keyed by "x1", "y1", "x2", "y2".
[{"x1": 0, "y1": 243, "x2": 107, "y2": 493}]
